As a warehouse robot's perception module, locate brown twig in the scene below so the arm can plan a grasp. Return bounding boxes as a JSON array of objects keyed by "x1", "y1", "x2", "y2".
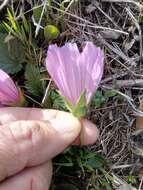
[
  {"x1": 126, "y1": 7, "x2": 143, "y2": 59},
  {"x1": 113, "y1": 79, "x2": 143, "y2": 88},
  {"x1": 101, "y1": 0, "x2": 143, "y2": 10}
]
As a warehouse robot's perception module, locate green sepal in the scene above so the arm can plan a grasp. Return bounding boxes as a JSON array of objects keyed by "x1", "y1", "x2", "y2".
[
  {"x1": 63, "y1": 90, "x2": 87, "y2": 118},
  {"x1": 62, "y1": 96, "x2": 74, "y2": 113},
  {"x1": 72, "y1": 90, "x2": 87, "y2": 118}
]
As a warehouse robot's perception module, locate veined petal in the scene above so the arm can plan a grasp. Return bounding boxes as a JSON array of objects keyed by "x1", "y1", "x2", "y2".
[
  {"x1": 46, "y1": 43, "x2": 81, "y2": 105},
  {"x1": 46, "y1": 44, "x2": 70, "y2": 100},
  {"x1": 80, "y1": 42, "x2": 104, "y2": 102},
  {"x1": 60, "y1": 43, "x2": 81, "y2": 104},
  {"x1": 0, "y1": 69, "x2": 20, "y2": 105}
]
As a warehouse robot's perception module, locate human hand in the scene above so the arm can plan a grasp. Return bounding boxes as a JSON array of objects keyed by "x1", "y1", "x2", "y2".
[{"x1": 0, "y1": 107, "x2": 99, "y2": 190}]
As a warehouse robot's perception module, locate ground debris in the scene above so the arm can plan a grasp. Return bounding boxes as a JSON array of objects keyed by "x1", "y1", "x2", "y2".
[{"x1": 112, "y1": 174, "x2": 137, "y2": 190}]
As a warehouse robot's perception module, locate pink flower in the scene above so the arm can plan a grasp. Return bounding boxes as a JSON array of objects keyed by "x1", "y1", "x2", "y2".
[
  {"x1": 0, "y1": 69, "x2": 22, "y2": 106},
  {"x1": 46, "y1": 42, "x2": 104, "y2": 106}
]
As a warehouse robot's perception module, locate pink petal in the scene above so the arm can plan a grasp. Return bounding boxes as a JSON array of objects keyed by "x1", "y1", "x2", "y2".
[
  {"x1": 60, "y1": 43, "x2": 81, "y2": 104},
  {"x1": 46, "y1": 42, "x2": 104, "y2": 105},
  {"x1": 46, "y1": 43, "x2": 81, "y2": 105},
  {"x1": 80, "y1": 42, "x2": 104, "y2": 102},
  {"x1": 0, "y1": 69, "x2": 20, "y2": 105}
]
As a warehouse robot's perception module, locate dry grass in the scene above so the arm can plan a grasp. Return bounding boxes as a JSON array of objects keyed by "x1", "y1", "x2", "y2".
[{"x1": 61, "y1": 0, "x2": 143, "y2": 188}]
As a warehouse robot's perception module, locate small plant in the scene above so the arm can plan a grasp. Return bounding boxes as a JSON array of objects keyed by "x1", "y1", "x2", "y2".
[
  {"x1": 3, "y1": 9, "x2": 36, "y2": 63},
  {"x1": 127, "y1": 175, "x2": 137, "y2": 185}
]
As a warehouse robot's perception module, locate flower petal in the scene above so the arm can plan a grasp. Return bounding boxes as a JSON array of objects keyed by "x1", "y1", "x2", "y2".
[
  {"x1": 0, "y1": 69, "x2": 20, "y2": 105},
  {"x1": 46, "y1": 42, "x2": 104, "y2": 106},
  {"x1": 46, "y1": 43, "x2": 81, "y2": 105},
  {"x1": 80, "y1": 42, "x2": 104, "y2": 102}
]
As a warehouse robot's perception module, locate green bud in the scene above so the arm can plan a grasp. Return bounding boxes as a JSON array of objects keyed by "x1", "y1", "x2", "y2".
[{"x1": 44, "y1": 25, "x2": 60, "y2": 43}]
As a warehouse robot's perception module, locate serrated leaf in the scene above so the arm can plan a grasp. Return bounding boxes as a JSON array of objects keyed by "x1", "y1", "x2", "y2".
[
  {"x1": 0, "y1": 33, "x2": 24, "y2": 74},
  {"x1": 25, "y1": 64, "x2": 45, "y2": 97},
  {"x1": 91, "y1": 90, "x2": 105, "y2": 108},
  {"x1": 44, "y1": 25, "x2": 60, "y2": 43},
  {"x1": 50, "y1": 90, "x2": 67, "y2": 111},
  {"x1": 0, "y1": 23, "x2": 6, "y2": 33}
]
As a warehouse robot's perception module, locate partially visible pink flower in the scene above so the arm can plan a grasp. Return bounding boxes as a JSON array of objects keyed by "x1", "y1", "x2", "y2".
[
  {"x1": 46, "y1": 42, "x2": 104, "y2": 106},
  {"x1": 0, "y1": 69, "x2": 22, "y2": 106}
]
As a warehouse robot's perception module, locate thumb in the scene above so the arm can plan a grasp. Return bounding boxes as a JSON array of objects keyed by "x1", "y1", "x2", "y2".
[{"x1": 0, "y1": 113, "x2": 81, "y2": 181}]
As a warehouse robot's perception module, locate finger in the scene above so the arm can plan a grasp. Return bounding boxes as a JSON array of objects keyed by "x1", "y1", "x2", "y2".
[
  {"x1": 0, "y1": 161, "x2": 52, "y2": 190},
  {"x1": 73, "y1": 119, "x2": 99, "y2": 145},
  {"x1": 0, "y1": 117, "x2": 99, "y2": 181},
  {"x1": 0, "y1": 107, "x2": 99, "y2": 145},
  {"x1": 0, "y1": 107, "x2": 60, "y2": 124},
  {"x1": 0, "y1": 119, "x2": 81, "y2": 181}
]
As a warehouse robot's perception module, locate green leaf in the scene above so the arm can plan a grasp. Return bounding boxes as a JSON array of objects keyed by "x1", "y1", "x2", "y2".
[
  {"x1": 127, "y1": 175, "x2": 137, "y2": 184},
  {"x1": 105, "y1": 90, "x2": 117, "y2": 98},
  {"x1": 0, "y1": 33, "x2": 24, "y2": 74},
  {"x1": 50, "y1": 90, "x2": 67, "y2": 111},
  {"x1": 21, "y1": 14, "x2": 30, "y2": 34},
  {"x1": 7, "y1": 8, "x2": 17, "y2": 31},
  {"x1": 3, "y1": 22, "x2": 18, "y2": 37},
  {"x1": 25, "y1": 64, "x2": 45, "y2": 97},
  {"x1": 91, "y1": 90, "x2": 105, "y2": 108},
  {"x1": 44, "y1": 25, "x2": 60, "y2": 43},
  {"x1": 33, "y1": 5, "x2": 43, "y2": 23},
  {"x1": 86, "y1": 153, "x2": 105, "y2": 169},
  {"x1": 0, "y1": 23, "x2": 6, "y2": 33}
]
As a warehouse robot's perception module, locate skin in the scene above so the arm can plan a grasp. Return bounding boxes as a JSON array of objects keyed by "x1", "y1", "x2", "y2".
[{"x1": 0, "y1": 107, "x2": 99, "y2": 190}]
